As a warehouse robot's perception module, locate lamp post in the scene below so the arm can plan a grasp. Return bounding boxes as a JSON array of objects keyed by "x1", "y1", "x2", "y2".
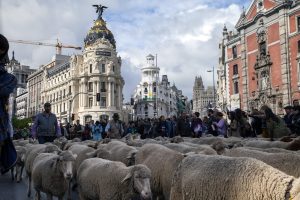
[{"x1": 207, "y1": 67, "x2": 216, "y2": 108}]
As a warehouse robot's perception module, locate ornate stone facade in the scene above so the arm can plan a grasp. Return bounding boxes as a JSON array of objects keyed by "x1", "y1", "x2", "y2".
[
  {"x1": 218, "y1": 0, "x2": 300, "y2": 114},
  {"x1": 192, "y1": 76, "x2": 215, "y2": 116},
  {"x1": 28, "y1": 7, "x2": 124, "y2": 124},
  {"x1": 132, "y1": 54, "x2": 179, "y2": 119}
]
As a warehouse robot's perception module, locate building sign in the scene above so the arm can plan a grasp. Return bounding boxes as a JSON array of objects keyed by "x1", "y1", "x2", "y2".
[{"x1": 96, "y1": 51, "x2": 111, "y2": 57}]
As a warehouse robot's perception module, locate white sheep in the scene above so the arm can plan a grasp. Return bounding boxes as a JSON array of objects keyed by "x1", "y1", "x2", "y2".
[
  {"x1": 170, "y1": 154, "x2": 300, "y2": 200},
  {"x1": 164, "y1": 143, "x2": 217, "y2": 155},
  {"x1": 31, "y1": 151, "x2": 77, "y2": 200},
  {"x1": 77, "y1": 158, "x2": 152, "y2": 200},
  {"x1": 25, "y1": 144, "x2": 61, "y2": 197},
  {"x1": 103, "y1": 141, "x2": 138, "y2": 166},
  {"x1": 135, "y1": 143, "x2": 186, "y2": 199},
  {"x1": 223, "y1": 147, "x2": 300, "y2": 177},
  {"x1": 241, "y1": 137, "x2": 300, "y2": 150}
]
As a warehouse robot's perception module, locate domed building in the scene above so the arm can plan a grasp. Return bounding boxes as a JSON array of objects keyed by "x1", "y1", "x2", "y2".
[
  {"x1": 39, "y1": 5, "x2": 124, "y2": 124},
  {"x1": 75, "y1": 5, "x2": 124, "y2": 122},
  {"x1": 132, "y1": 54, "x2": 179, "y2": 119}
]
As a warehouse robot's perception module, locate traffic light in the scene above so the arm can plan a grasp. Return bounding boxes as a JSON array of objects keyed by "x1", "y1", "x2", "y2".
[{"x1": 96, "y1": 93, "x2": 101, "y2": 101}]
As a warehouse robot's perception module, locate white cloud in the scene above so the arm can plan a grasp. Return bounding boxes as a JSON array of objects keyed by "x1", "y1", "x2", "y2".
[{"x1": 2, "y1": 0, "x2": 248, "y2": 102}]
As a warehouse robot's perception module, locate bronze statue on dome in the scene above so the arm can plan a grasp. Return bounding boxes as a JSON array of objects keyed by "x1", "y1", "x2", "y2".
[{"x1": 93, "y1": 4, "x2": 108, "y2": 19}]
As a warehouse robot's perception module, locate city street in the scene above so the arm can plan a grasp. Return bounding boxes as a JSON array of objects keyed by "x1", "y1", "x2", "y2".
[{"x1": 0, "y1": 172, "x2": 77, "y2": 200}]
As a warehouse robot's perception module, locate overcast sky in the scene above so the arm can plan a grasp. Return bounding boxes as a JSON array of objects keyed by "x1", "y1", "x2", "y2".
[{"x1": 1, "y1": 0, "x2": 251, "y2": 102}]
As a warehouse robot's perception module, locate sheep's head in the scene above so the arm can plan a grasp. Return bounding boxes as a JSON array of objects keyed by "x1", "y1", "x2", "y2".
[
  {"x1": 122, "y1": 164, "x2": 152, "y2": 200},
  {"x1": 56, "y1": 151, "x2": 77, "y2": 180}
]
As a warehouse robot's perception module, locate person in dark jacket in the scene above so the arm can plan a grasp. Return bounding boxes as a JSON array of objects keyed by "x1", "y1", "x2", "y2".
[
  {"x1": 156, "y1": 115, "x2": 168, "y2": 137},
  {"x1": 177, "y1": 113, "x2": 192, "y2": 137},
  {"x1": 0, "y1": 34, "x2": 18, "y2": 174},
  {"x1": 31, "y1": 102, "x2": 61, "y2": 144}
]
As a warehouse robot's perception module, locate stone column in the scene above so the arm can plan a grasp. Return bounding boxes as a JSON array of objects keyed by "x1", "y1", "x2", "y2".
[
  {"x1": 119, "y1": 84, "x2": 122, "y2": 109},
  {"x1": 83, "y1": 81, "x2": 87, "y2": 107},
  {"x1": 279, "y1": 8, "x2": 291, "y2": 107},
  {"x1": 93, "y1": 81, "x2": 97, "y2": 106},
  {"x1": 107, "y1": 81, "x2": 111, "y2": 107},
  {"x1": 111, "y1": 82, "x2": 115, "y2": 107},
  {"x1": 240, "y1": 29, "x2": 248, "y2": 111}
]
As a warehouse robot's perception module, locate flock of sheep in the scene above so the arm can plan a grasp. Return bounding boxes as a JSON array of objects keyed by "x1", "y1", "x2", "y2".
[{"x1": 11, "y1": 135, "x2": 300, "y2": 200}]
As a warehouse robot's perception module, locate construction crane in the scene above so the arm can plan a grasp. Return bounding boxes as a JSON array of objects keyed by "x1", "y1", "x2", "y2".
[{"x1": 8, "y1": 39, "x2": 82, "y2": 55}]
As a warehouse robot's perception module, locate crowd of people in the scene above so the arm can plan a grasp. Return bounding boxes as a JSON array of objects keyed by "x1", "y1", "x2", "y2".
[{"x1": 24, "y1": 103, "x2": 297, "y2": 143}]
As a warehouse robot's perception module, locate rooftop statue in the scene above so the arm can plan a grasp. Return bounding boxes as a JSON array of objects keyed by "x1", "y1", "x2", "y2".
[{"x1": 92, "y1": 4, "x2": 108, "y2": 19}]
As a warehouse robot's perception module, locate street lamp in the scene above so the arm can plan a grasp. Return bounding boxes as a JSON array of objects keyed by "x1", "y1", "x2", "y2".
[{"x1": 207, "y1": 67, "x2": 216, "y2": 108}]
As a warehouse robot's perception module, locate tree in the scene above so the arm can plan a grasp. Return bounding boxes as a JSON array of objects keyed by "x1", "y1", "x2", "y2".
[{"x1": 12, "y1": 117, "x2": 32, "y2": 129}]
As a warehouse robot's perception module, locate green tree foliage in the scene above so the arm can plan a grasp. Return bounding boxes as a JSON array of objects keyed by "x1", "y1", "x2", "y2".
[{"x1": 12, "y1": 117, "x2": 32, "y2": 129}]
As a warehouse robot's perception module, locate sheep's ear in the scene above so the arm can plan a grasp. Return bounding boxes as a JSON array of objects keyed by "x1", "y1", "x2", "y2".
[{"x1": 121, "y1": 172, "x2": 132, "y2": 184}]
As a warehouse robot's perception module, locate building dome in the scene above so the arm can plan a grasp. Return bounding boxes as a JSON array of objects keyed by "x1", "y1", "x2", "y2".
[{"x1": 84, "y1": 17, "x2": 116, "y2": 49}]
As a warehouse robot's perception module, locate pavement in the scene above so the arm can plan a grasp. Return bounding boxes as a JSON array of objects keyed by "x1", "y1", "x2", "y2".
[{"x1": 0, "y1": 172, "x2": 78, "y2": 200}]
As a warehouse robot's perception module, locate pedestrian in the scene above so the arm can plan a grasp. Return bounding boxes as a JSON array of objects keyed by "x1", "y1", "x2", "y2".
[
  {"x1": 191, "y1": 112, "x2": 203, "y2": 137},
  {"x1": 177, "y1": 113, "x2": 192, "y2": 137},
  {"x1": 283, "y1": 105, "x2": 294, "y2": 133},
  {"x1": 0, "y1": 34, "x2": 18, "y2": 174},
  {"x1": 213, "y1": 112, "x2": 227, "y2": 137},
  {"x1": 206, "y1": 109, "x2": 218, "y2": 136},
  {"x1": 264, "y1": 106, "x2": 290, "y2": 140},
  {"x1": 156, "y1": 115, "x2": 168, "y2": 137},
  {"x1": 82, "y1": 124, "x2": 91, "y2": 141},
  {"x1": 73, "y1": 120, "x2": 84, "y2": 139},
  {"x1": 31, "y1": 102, "x2": 61, "y2": 144},
  {"x1": 92, "y1": 121, "x2": 103, "y2": 141},
  {"x1": 105, "y1": 113, "x2": 124, "y2": 139}
]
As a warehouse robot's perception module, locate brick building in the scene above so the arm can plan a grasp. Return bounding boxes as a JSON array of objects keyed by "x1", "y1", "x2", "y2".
[{"x1": 218, "y1": 0, "x2": 300, "y2": 114}]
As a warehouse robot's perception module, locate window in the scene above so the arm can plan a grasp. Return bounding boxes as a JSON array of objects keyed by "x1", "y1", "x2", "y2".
[
  {"x1": 100, "y1": 97, "x2": 106, "y2": 107},
  {"x1": 69, "y1": 86, "x2": 72, "y2": 95},
  {"x1": 144, "y1": 88, "x2": 148, "y2": 94},
  {"x1": 90, "y1": 64, "x2": 92, "y2": 73},
  {"x1": 102, "y1": 64, "x2": 105, "y2": 73},
  {"x1": 232, "y1": 46, "x2": 237, "y2": 58},
  {"x1": 234, "y1": 81, "x2": 239, "y2": 94},
  {"x1": 298, "y1": 40, "x2": 300, "y2": 53},
  {"x1": 153, "y1": 86, "x2": 157, "y2": 92},
  {"x1": 89, "y1": 97, "x2": 93, "y2": 107},
  {"x1": 297, "y1": 16, "x2": 300, "y2": 32},
  {"x1": 233, "y1": 64, "x2": 238, "y2": 75},
  {"x1": 101, "y1": 82, "x2": 106, "y2": 92},
  {"x1": 113, "y1": 65, "x2": 115, "y2": 72},
  {"x1": 88, "y1": 82, "x2": 93, "y2": 92}
]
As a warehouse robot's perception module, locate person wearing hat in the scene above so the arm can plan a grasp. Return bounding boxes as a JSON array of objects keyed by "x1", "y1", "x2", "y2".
[
  {"x1": 283, "y1": 105, "x2": 294, "y2": 133},
  {"x1": 31, "y1": 102, "x2": 61, "y2": 144},
  {"x1": 105, "y1": 113, "x2": 124, "y2": 139},
  {"x1": 0, "y1": 34, "x2": 18, "y2": 174}
]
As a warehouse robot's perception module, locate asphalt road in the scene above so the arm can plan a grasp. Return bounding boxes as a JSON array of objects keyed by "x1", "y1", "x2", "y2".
[{"x1": 0, "y1": 172, "x2": 78, "y2": 200}]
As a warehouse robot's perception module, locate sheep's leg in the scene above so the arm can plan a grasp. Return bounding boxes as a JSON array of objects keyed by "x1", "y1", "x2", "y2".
[
  {"x1": 67, "y1": 179, "x2": 72, "y2": 200},
  {"x1": 27, "y1": 174, "x2": 31, "y2": 197},
  {"x1": 20, "y1": 165, "x2": 24, "y2": 181},
  {"x1": 10, "y1": 167, "x2": 14, "y2": 181},
  {"x1": 34, "y1": 189, "x2": 41, "y2": 200},
  {"x1": 46, "y1": 193, "x2": 53, "y2": 200}
]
